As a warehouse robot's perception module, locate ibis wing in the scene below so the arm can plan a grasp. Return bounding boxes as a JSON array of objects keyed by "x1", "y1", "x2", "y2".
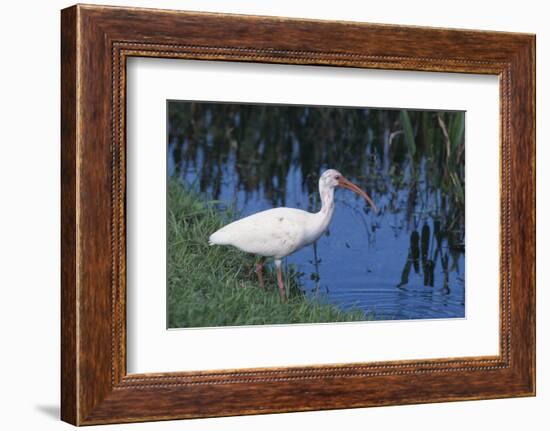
[{"x1": 209, "y1": 208, "x2": 311, "y2": 258}]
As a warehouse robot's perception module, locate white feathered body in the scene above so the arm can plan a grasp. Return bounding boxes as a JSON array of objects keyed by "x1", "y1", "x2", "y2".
[{"x1": 208, "y1": 206, "x2": 333, "y2": 259}]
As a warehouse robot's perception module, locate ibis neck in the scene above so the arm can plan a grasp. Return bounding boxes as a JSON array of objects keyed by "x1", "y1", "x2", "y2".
[
  {"x1": 312, "y1": 183, "x2": 335, "y2": 236},
  {"x1": 319, "y1": 184, "x2": 335, "y2": 216}
]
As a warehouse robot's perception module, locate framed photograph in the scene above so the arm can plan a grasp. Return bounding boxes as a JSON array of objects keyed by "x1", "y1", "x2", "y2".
[{"x1": 61, "y1": 4, "x2": 535, "y2": 425}]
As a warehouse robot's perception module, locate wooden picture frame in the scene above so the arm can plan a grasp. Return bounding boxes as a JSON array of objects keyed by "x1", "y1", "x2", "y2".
[{"x1": 61, "y1": 4, "x2": 536, "y2": 425}]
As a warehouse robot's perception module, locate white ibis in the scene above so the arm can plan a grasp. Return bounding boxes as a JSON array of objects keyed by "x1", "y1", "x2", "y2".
[{"x1": 208, "y1": 169, "x2": 377, "y2": 301}]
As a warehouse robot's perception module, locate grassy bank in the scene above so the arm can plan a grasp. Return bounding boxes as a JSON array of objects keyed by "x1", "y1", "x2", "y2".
[{"x1": 167, "y1": 180, "x2": 368, "y2": 328}]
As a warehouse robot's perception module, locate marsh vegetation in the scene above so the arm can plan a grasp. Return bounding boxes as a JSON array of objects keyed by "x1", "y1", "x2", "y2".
[{"x1": 168, "y1": 102, "x2": 465, "y2": 327}]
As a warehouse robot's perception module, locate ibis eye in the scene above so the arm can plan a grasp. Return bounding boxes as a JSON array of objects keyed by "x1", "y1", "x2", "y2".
[{"x1": 335, "y1": 175, "x2": 340, "y2": 180}]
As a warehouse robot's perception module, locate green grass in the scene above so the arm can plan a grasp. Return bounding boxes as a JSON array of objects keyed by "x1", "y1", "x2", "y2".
[{"x1": 167, "y1": 180, "x2": 369, "y2": 328}]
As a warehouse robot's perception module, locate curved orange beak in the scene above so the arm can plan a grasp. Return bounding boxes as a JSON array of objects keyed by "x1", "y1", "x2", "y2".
[{"x1": 338, "y1": 176, "x2": 378, "y2": 213}]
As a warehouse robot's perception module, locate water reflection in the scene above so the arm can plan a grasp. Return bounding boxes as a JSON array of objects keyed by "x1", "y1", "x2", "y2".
[{"x1": 168, "y1": 101, "x2": 465, "y2": 320}]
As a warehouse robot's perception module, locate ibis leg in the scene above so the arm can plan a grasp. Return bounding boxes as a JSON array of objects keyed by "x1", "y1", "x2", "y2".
[
  {"x1": 275, "y1": 259, "x2": 287, "y2": 302},
  {"x1": 255, "y1": 257, "x2": 266, "y2": 290}
]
